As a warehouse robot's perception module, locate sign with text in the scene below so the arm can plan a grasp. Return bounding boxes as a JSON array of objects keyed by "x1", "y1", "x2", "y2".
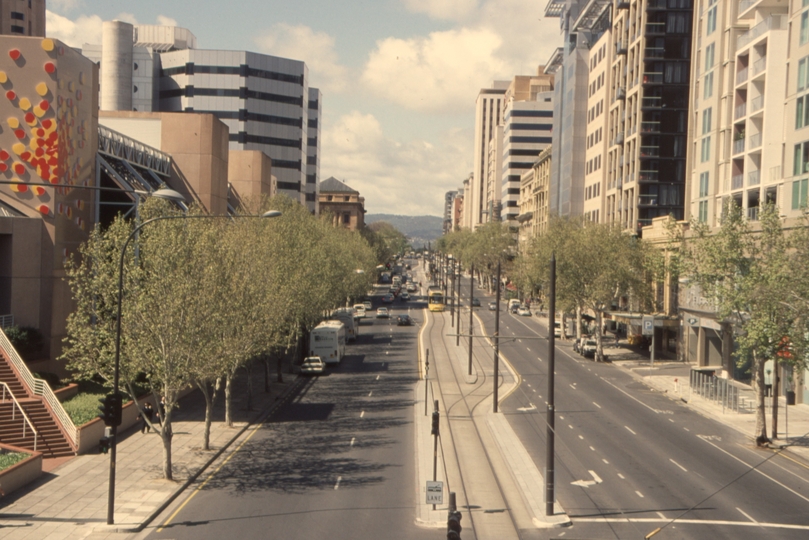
[
  {"x1": 426, "y1": 481, "x2": 443, "y2": 504},
  {"x1": 642, "y1": 315, "x2": 654, "y2": 336}
]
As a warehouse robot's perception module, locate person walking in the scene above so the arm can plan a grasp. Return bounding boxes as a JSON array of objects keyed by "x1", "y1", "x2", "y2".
[
  {"x1": 156, "y1": 396, "x2": 166, "y2": 426},
  {"x1": 140, "y1": 402, "x2": 154, "y2": 434}
]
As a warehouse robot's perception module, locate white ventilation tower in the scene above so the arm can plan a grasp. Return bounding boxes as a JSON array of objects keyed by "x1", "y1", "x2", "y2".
[{"x1": 101, "y1": 20, "x2": 134, "y2": 111}]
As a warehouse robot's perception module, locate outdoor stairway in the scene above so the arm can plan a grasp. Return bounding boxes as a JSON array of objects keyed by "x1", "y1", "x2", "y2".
[{"x1": 0, "y1": 349, "x2": 75, "y2": 458}]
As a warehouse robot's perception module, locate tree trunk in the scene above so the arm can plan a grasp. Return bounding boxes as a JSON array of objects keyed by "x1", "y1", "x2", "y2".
[
  {"x1": 277, "y1": 349, "x2": 285, "y2": 383},
  {"x1": 196, "y1": 379, "x2": 213, "y2": 451},
  {"x1": 160, "y1": 415, "x2": 174, "y2": 480},
  {"x1": 753, "y1": 351, "x2": 769, "y2": 445},
  {"x1": 245, "y1": 361, "x2": 253, "y2": 412},
  {"x1": 224, "y1": 373, "x2": 233, "y2": 427},
  {"x1": 595, "y1": 310, "x2": 604, "y2": 362},
  {"x1": 264, "y1": 355, "x2": 271, "y2": 393},
  {"x1": 771, "y1": 362, "x2": 779, "y2": 440},
  {"x1": 576, "y1": 306, "x2": 582, "y2": 341}
]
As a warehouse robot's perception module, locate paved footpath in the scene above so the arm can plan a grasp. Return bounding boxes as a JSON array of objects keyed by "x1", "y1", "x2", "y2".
[{"x1": 0, "y1": 361, "x2": 304, "y2": 540}]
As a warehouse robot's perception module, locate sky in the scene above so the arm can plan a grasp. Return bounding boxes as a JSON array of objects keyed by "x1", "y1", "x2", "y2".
[{"x1": 46, "y1": 0, "x2": 561, "y2": 216}]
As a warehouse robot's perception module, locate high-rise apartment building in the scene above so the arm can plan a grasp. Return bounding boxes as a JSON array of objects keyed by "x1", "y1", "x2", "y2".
[
  {"x1": 443, "y1": 190, "x2": 457, "y2": 234},
  {"x1": 466, "y1": 82, "x2": 509, "y2": 229},
  {"x1": 307, "y1": 88, "x2": 322, "y2": 213},
  {"x1": 484, "y1": 125, "x2": 503, "y2": 222},
  {"x1": 500, "y1": 70, "x2": 554, "y2": 221},
  {"x1": 0, "y1": 0, "x2": 44, "y2": 37},
  {"x1": 606, "y1": 0, "x2": 692, "y2": 234}
]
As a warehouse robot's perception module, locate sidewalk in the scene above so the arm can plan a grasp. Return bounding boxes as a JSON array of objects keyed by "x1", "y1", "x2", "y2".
[{"x1": 0, "y1": 360, "x2": 305, "y2": 539}]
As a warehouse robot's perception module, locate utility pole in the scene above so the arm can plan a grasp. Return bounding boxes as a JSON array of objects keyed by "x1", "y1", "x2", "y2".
[
  {"x1": 424, "y1": 349, "x2": 430, "y2": 416},
  {"x1": 468, "y1": 264, "x2": 474, "y2": 376},
  {"x1": 431, "y1": 400, "x2": 440, "y2": 510},
  {"x1": 546, "y1": 253, "x2": 556, "y2": 516},
  {"x1": 493, "y1": 260, "x2": 501, "y2": 413},
  {"x1": 450, "y1": 258, "x2": 456, "y2": 328},
  {"x1": 456, "y1": 262, "x2": 462, "y2": 347}
]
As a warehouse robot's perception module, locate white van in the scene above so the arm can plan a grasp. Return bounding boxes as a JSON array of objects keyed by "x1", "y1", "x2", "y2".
[
  {"x1": 508, "y1": 299, "x2": 521, "y2": 312},
  {"x1": 310, "y1": 321, "x2": 347, "y2": 364},
  {"x1": 352, "y1": 304, "x2": 366, "y2": 318},
  {"x1": 330, "y1": 310, "x2": 357, "y2": 342}
]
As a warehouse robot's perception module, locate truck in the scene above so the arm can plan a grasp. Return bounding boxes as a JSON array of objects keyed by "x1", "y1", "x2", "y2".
[
  {"x1": 330, "y1": 309, "x2": 357, "y2": 342},
  {"x1": 310, "y1": 321, "x2": 347, "y2": 365}
]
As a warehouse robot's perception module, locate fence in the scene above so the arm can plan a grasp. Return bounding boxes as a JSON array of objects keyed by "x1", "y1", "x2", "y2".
[{"x1": 690, "y1": 370, "x2": 753, "y2": 413}]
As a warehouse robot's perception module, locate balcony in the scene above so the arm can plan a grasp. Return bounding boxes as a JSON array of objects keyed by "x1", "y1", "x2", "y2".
[
  {"x1": 639, "y1": 145, "x2": 660, "y2": 157},
  {"x1": 733, "y1": 138, "x2": 745, "y2": 154},
  {"x1": 645, "y1": 22, "x2": 666, "y2": 36},
  {"x1": 737, "y1": 15, "x2": 784, "y2": 50},
  {"x1": 638, "y1": 194, "x2": 658, "y2": 206},
  {"x1": 752, "y1": 56, "x2": 767, "y2": 77},
  {"x1": 639, "y1": 170, "x2": 659, "y2": 181},
  {"x1": 640, "y1": 121, "x2": 661, "y2": 133},
  {"x1": 616, "y1": 87, "x2": 626, "y2": 100},
  {"x1": 749, "y1": 133, "x2": 762, "y2": 150},
  {"x1": 643, "y1": 72, "x2": 664, "y2": 85},
  {"x1": 750, "y1": 95, "x2": 764, "y2": 115},
  {"x1": 642, "y1": 96, "x2": 662, "y2": 109},
  {"x1": 736, "y1": 67, "x2": 749, "y2": 85},
  {"x1": 748, "y1": 170, "x2": 760, "y2": 186},
  {"x1": 617, "y1": 0, "x2": 629, "y2": 9},
  {"x1": 616, "y1": 41, "x2": 627, "y2": 55},
  {"x1": 731, "y1": 174, "x2": 744, "y2": 190},
  {"x1": 614, "y1": 132, "x2": 625, "y2": 146},
  {"x1": 735, "y1": 103, "x2": 747, "y2": 119},
  {"x1": 644, "y1": 47, "x2": 664, "y2": 60}
]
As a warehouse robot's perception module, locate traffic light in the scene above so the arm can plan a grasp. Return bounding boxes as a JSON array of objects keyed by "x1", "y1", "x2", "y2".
[
  {"x1": 447, "y1": 510, "x2": 462, "y2": 539},
  {"x1": 99, "y1": 436, "x2": 110, "y2": 454},
  {"x1": 98, "y1": 393, "x2": 123, "y2": 427},
  {"x1": 431, "y1": 409, "x2": 440, "y2": 436}
]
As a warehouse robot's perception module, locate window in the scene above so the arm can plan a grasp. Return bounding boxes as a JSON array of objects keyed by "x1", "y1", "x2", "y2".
[
  {"x1": 797, "y1": 96, "x2": 809, "y2": 129},
  {"x1": 699, "y1": 172, "x2": 709, "y2": 198},
  {"x1": 702, "y1": 107, "x2": 712, "y2": 134},
  {"x1": 705, "y1": 44, "x2": 715, "y2": 70},
  {"x1": 794, "y1": 141, "x2": 809, "y2": 175},
  {"x1": 10, "y1": 11, "x2": 24, "y2": 20},
  {"x1": 10, "y1": 25, "x2": 24, "y2": 34},
  {"x1": 802, "y1": 10, "x2": 809, "y2": 46},
  {"x1": 706, "y1": 7, "x2": 717, "y2": 35},
  {"x1": 698, "y1": 201, "x2": 708, "y2": 223},
  {"x1": 701, "y1": 136, "x2": 711, "y2": 162},
  {"x1": 799, "y1": 57, "x2": 809, "y2": 92},
  {"x1": 793, "y1": 178, "x2": 809, "y2": 209},
  {"x1": 703, "y1": 71, "x2": 714, "y2": 99}
]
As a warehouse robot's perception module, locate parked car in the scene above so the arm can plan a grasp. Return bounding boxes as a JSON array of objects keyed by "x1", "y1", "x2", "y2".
[
  {"x1": 376, "y1": 307, "x2": 390, "y2": 318},
  {"x1": 407, "y1": 284, "x2": 417, "y2": 292},
  {"x1": 581, "y1": 339, "x2": 598, "y2": 357},
  {"x1": 397, "y1": 314, "x2": 413, "y2": 326},
  {"x1": 301, "y1": 356, "x2": 325, "y2": 375},
  {"x1": 471, "y1": 298, "x2": 481, "y2": 307},
  {"x1": 382, "y1": 294, "x2": 394, "y2": 303},
  {"x1": 353, "y1": 304, "x2": 366, "y2": 318},
  {"x1": 363, "y1": 300, "x2": 373, "y2": 311},
  {"x1": 488, "y1": 301, "x2": 497, "y2": 311},
  {"x1": 518, "y1": 306, "x2": 531, "y2": 316},
  {"x1": 553, "y1": 321, "x2": 562, "y2": 337},
  {"x1": 400, "y1": 292, "x2": 410, "y2": 301}
]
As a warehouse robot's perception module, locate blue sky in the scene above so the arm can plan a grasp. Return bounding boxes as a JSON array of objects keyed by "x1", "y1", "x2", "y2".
[{"x1": 47, "y1": 0, "x2": 559, "y2": 216}]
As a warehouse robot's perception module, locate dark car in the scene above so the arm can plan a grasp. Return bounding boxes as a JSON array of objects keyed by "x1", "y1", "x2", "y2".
[
  {"x1": 488, "y1": 301, "x2": 497, "y2": 311},
  {"x1": 397, "y1": 315, "x2": 413, "y2": 326},
  {"x1": 471, "y1": 298, "x2": 481, "y2": 307}
]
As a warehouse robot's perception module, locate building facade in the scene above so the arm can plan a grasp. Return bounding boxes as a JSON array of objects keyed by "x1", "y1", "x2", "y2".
[
  {"x1": 443, "y1": 190, "x2": 457, "y2": 235},
  {"x1": 319, "y1": 177, "x2": 365, "y2": 231},
  {"x1": 0, "y1": 0, "x2": 44, "y2": 37}
]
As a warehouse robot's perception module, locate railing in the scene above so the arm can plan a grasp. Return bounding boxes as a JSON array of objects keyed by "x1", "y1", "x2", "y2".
[
  {"x1": 735, "y1": 103, "x2": 747, "y2": 119},
  {"x1": 736, "y1": 67, "x2": 748, "y2": 85},
  {"x1": 737, "y1": 15, "x2": 784, "y2": 50},
  {"x1": 0, "y1": 314, "x2": 13, "y2": 329},
  {"x1": 642, "y1": 96, "x2": 662, "y2": 108},
  {"x1": 639, "y1": 171, "x2": 659, "y2": 181},
  {"x1": 644, "y1": 47, "x2": 664, "y2": 59},
  {"x1": 646, "y1": 22, "x2": 666, "y2": 35},
  {"x1": 0, "y1": 328, "x2": 77, "y2": 447},
  {"x1": 748, "y1": 170, "x2": 760, "y2": 186},
  {"x1": 616, "y1": 41, "x2": 627, "y2": 55},
  {"x1": 750, "y1": 95, "x2": 764, "y2": 114},
  {"x1": 639, "y1": 146, "x2": 660, "y2": 157},
  {"x1": 641, "y1": 121, "x2": 661, "y2": 133},
  {"x1": 738, "y1": 0, "x2": 759, "y2": 16},
  {"x1": 616, "y1": 87, "x2": 626, "y2": 100},
  {"x1": 752, "y1": 57, "x2": 767, "y2": 76},
  {"x1": 638, "y1": 194, "x2": 658, "y2": 205},
  {"x1": 614, "y1": 133, "x2": 625, "y2": 145},
  {"x1": 1, "y1": 382, "x2": 37, "y2": 451},
  {"x1": 732, "y1": 174, "x2": 744, "y2": 190},
  {"x1": 690, "y1": 371, "x2": 751, "y2": 413},
  {"x1": 643, "y1": 72, "x2": 664, "y2": 84},
  {"x1": 749, "y1": 133, "x2": 762, "y2": 149},
  {"x1": 733, "y1": 138, "x2": 745, "y2": 154}
]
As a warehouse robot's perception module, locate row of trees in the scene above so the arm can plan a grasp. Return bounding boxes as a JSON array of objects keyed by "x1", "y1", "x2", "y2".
[
  {"x1": 61, "y1": 195, "x2": 379, "y2": 478},
  {"x1": 436, "y1": 204, "x2": 809, "y2": 445}
]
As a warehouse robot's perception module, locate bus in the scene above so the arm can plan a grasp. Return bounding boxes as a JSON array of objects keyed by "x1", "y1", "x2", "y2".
[
  {"x1": 330, "y1": 308, "x2": 358, "y2": 342},
  {"x1": 428, "y1": 289, "x2": 445, "y2": 312},
  {"x1": 310, "y1": 321, "x2": 347, "y2": 365}
]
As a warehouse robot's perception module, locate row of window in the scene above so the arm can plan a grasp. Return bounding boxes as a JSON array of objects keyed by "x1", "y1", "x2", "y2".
[
  {"x1": 587, "y1": 99, "x2": 604, "y2": 124},
  {"x1": 585, "y1": 182, "x2": 601, "y2": 201},
  {"x1": 159, "y1": 86, "x2": 304, "y2": 107},
  {"x1": 161, "y1": 63, "x2": 304, "y2": 85},
  {"x1": 587, "y1": 127, "x2": 603, "y2": 150},
  {"x1": 190, "y1": 109, "x2": 303, "y2": 128},
  {"x1": 588, "y1": 72, "x2": 605, "y2": 98},
  {"x1": 590, "y1": 43, "x2": 607, "y2": 73}
]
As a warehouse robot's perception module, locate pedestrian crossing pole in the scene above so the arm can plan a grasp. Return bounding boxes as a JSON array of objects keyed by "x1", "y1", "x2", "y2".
[
  {"x1": 493, "y1": 260, "x2": 501, "y2": 413},
  {"x1": 468, "y1": 265, "x2": 475, "y2": 376},
  {"x1": 546, "y1": 253, "x2": 556, "y2": 516},
  {"x1": 456, "y1": 262, "x2": 462, "y2": 347}
]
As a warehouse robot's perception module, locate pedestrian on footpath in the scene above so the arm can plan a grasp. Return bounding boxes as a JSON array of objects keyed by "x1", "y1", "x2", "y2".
[
  {"x1": 156, "y1": 396, "x2": 166, "y2": 425},
  {"x1": 139, "y1": 402, "x2": 154, "y2": 434}
]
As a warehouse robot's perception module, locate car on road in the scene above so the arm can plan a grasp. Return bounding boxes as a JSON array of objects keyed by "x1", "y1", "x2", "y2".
[
  {"x1": 573, "y1": 336, "x2": 585, "y2": 354},
  {"x1": 376, "y1": 307, "x2": 390, "y2": 318},
  {"x1": 518, "y1": 306, "x2": 531, "y2": 316},
  {"x1": 400, "y1": 292, "x2": 410, "y2": 301},
  {"x1": 352, "y1": 304, "x2": 366, "y2": 318},
  {"x1": 488, "y1": 301, "x2": 497, "y2": 311},
  {"x1": 382, "y1": 294, "x2": 394, "y2": 303},
  {"x1": 471, "y1": 298, "x2": 481, "y2": 307},
  {"x1": 407, "y1": 284, "x2": 417, "y2": 292},
  {"x1": 581, "y1": 339, "x2": 597, "y2": 357},
  {"x1": 300, "y1": 356, "x2": 325, "y2": 375},
  {"x1": 363, "y1": 301, "x2": 373, "y2": 311},
  {"x1": 396, "y1": 314, "x2": 413, "y2": 326},
  {"x1": 553, "y1": 321, "x2": 562, "y2": 337}
]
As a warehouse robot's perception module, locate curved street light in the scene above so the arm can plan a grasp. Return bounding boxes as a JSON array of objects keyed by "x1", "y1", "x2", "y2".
[{"x1": 106, "y1": 209, "x2": 281, "y2": 525}]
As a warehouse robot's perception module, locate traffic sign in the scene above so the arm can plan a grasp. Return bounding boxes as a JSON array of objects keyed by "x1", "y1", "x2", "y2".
[
  {"x1": 426, "y1": 480, "x2": 443, "y2": 504},
  {"x1": 642, "y1": 315, "x2": 654, "y2": 336}
]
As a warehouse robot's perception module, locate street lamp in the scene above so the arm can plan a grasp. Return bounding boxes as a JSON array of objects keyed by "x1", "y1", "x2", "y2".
[{"x1": 106, "y1": 208, "x2": 280, "y2": 525}]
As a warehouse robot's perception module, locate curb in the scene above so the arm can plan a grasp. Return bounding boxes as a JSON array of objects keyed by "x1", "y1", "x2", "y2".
[{"x1": 95, "y1": 374, "x2": 306, "y2": 533}]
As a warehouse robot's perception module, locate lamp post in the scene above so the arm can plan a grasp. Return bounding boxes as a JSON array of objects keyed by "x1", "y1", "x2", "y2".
[{"x1": 106, "y1": 208, "x2": 280, "y2": 525}]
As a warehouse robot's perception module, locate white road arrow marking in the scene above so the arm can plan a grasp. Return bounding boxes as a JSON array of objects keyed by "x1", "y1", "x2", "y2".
[{"x1": 517, "y1": 403, "x2": 537, "y2": 412}]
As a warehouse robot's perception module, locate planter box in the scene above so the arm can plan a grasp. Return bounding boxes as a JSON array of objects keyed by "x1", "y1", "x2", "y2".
[
  {"x1": 54, "y1": 383, "x2": 79, "y2": 402},
  {"x1": 0, "y1": 443, "x2": 42, "y2": 497}
]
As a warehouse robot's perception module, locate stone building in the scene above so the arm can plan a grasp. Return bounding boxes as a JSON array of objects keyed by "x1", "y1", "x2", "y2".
[{"x1": 318, "y1": 177, "x2": 365, "y2": 231}]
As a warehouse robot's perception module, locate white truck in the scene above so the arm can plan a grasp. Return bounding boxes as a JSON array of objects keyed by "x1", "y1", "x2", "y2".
[
  {"x1": 310, "y1": 321, "x2": 347, "y2": 365},
  {"x1": 330, "y1": 308, "x2": 358, "y2": 342}
]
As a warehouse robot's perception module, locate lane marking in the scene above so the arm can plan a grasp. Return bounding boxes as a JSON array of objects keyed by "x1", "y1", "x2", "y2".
[
  {"x1": 698, "y1": 436, "x2": 809, "y2": 504},
  {"x1": 579, "y1": 435, "x2": 584, "y2": 440},
  {"x1": 350, "y1": 437, "x2": 356, "y2": 447},
  {"x1": 657, "y1": 512, "x2": 666, "y2": 520},
  {"x1": 569, "y1": 384, "x2": 577, "y2": 390},
  {"x1": 618, "y1": 473, "x2": 625, "y2": 479},
  {"x1": 589, "y1": 470, "x2": 603, "y2": 484},
  {"x1": 601, "y1": 378, "x2": 659, "y2": 413},
  {"x1": 669, "y1": 418, "x2": 675, "y2": 422},
  {"x1": 593, "y1": 402, "x2": 601, "y2": 409},
  {"x1": 527, "y1": 347, "x2": 531, "y2": 352},
  {"x1": 625, "y1": 426, "x2": 637, "y2": 435},
  {"x1": 368, "y1": 391, "x2": 373, "y2": 397},
  {"x1": 683, "y1": 427, "x2": 690, "y2": 432},
  {"x1": 636, "y1": 491, "x2": 644, "y2": 498},
  {"x1": 360, "y1": 411, "x2": 365, "y2": 418},
  {"x1": 574, "y1": 517, "x2": 809, "y2": 530},
  {"x1": 334, "y1": 476, "x2": 342, "y2": 490},
  {"x1": 603, "y1": 459, "x2": 610, "y2": 464},
  {"x1": 568, "y1": 424, "x2": 574, "y2": 429},
  {"x1": 670, "y1": 459, "x2": 687, "y2": 472},
  {"x1": 737, "y1": 507, "x2": 757, "y2": 523},
  {"x1": 590, "y1": 446, "x2": 596, "y2": 452},
  {"x1": 376, "y1": 375, "x2": 380, "y2": 381}
]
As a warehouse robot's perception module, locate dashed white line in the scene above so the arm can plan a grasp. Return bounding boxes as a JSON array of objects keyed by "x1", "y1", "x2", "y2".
[
  {"x1": 360, "y1": 411, "x2": 365, "y2": 418},
  {"x1": 669, "y1": 418, "x2": 675, "y2": 422},
  {"x1": 334, "y1": 476, "x2": 342, "y2": 490},
  {"x1": 569, "y1": 424, "x2": 574, "y2": 429},
  {"x1": 593, "y1": 402, "x2": 601, "y2": 409},
  {"x1": 569, "y1": 384, "x2": 577, "y2": 390},
  {"x1": 618, "y1": 473, "x2": 625, "y2": 479},
  {"x1": 376, "y1": 375, "x2": 380, "y2": 381},
  {"x1": 368, "y1": 391, "x2": 373, "y2": 397},
  {"x1": 683, "y1": 427, "x2": 690, "y2": 432},
  {"x1": 590, "y1": 446, "x2": 596, "y2": 452},
  {"x1": 527, "y1": 347, "x2": 531, "y2": 351},
  {"x1": 670, "y1": 459, "x2": 687, "y2": 472},
  {"x1": 579, "y1": 435, "x2": 584, "y2": 440},
  {"x1": 625, "y1": 426, "x2": 637, "y2": 435},
  {"x1": 636, "y1": 491, "x2": 644, "y2": 498},
  {"x1": 737, "y1": 508, "x2": 758, "y2": 523},
  {"x1": 603, "y1": 459, "x2": 610, "y2": 464},
  {"x1": 350, "y1": 437, "x2": 356, "y2": 447}
]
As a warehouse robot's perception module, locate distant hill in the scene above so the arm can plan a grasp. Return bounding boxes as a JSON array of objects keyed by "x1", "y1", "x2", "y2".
[{"x1": 366, "y1": 214, "x2": 443, "y2": 248}]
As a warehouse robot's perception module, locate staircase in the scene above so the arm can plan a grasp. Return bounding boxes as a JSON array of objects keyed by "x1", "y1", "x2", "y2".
[{"x1": 0, "y1": 338, "x2": 77, "y2": 458}]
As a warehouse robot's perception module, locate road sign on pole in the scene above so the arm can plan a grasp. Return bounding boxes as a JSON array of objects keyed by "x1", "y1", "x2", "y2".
[
  {"x1": 426, "y1": 481, "x2": 444, "y2": 504},
  {"x1": 642, "y1": 315, "x2": 654, "y2": 336}
]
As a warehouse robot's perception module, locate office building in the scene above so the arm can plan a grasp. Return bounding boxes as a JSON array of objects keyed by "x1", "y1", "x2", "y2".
[
  {"x1": 0, "y1": 0, "x2": 44, "y2": 37},
  {"x1": 443, "y1": 190, "x2": 457, "y2": 234}
]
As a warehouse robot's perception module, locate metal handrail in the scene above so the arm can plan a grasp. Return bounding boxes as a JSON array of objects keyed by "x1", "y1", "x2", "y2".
[
  {"x1": 1, "y1": 381, "x2": 38, "y2": 451},
  {"x1": 0, "y1": 328, "x2": 77, "y2": 446}
]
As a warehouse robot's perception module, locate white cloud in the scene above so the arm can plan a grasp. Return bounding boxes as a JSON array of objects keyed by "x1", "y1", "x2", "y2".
[
  {"x1": 254, "y1": 24, "x2": 349, "y2": 93},
  {"x1": 48, "y1": 0, "x2": 84, "y2": 12},
  {"x1": 322, "y1": 111, "x2": 470, "y2": 215},
  {"x1": 46, "y1": 10, "x2": 103, "y2": 47},
  {"x1": 402, "y1": 0, "x2": 478, "y2": 21},
  {"x1": 361, "y1": 27, "x2": 507, "y2": 114},
  {"x1": 156, "y1": 15, "x2": 179, "y2": 27}
]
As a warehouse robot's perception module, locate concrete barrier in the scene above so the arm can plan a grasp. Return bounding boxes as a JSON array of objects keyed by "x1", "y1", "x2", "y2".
[{"x1": 0, "y1": 443, "x2": 42, "y2": 497}]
